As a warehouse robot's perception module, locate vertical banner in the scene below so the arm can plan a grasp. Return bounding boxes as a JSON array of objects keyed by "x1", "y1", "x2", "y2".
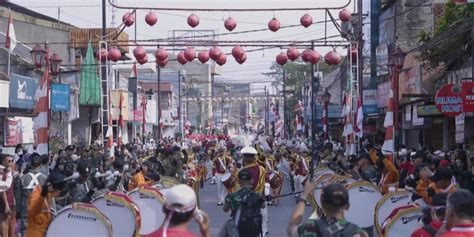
[
  {"x1": 5, "y1": 118, "x2": 22, "y2": 146},
  {"x1": 69, "y1": 91, "x2": 80, "y2": 122},
  {"x1": 51, "y1": 83, "x2": 70, "y2": 112},
  {"x1": 0, "y1": 80, "x2": 10, "y2": 108},
  {"x1": 455, "y1": 113, "x2": 465, "y2": 144},
  {"x1": 462, "y1": 81, "x2": 474, "y2": 112}
]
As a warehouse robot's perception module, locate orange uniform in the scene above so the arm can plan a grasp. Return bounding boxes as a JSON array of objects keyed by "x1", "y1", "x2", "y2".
[
  {"x1": 26, "y1": 186, "x2": 52, "y2": 237},
  {"x1": 128, "y1": 171, "x2": 146, "y2": 191}
]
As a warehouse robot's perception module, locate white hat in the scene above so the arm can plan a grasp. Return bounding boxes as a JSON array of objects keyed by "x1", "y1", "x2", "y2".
[
  {"x1": 164, "y1": 184, "x2": 197, "y2": 213},
  {"x1": 240, "y1": 146, "x2": 258, "y2": 155}
]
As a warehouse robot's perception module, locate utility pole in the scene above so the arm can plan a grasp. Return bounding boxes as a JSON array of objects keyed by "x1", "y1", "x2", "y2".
[
  {"x1": 101, "y1": 0, "x2": 108, "y2": 146},
  {"x1": 178, "y1": 70, "x2": 182, "y2": 139},
  {"x1": 310, "y1": 40, "x2": 319, "y2": 180},
  {"x1": 157, "y1": 65, "x2": 161, "y2": 140},
  {"x1": 356, "y1": 0, "x2": 364, "y2": 151},
  {"x1": 282, "y1": 69, "x2": 287, "y2": 139}
]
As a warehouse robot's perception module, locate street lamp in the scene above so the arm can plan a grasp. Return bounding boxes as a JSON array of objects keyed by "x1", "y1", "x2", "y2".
[
  {"x1": 388, "y1": 46, "x2": 406, "y2": 158},
  {"x1": 392, "y1": 46, "x2": 406, "y2": 70},
  {"x1": 322, "y1": 89, "x2": 331, "y2": 139},
  {"x1": 49, "y1": 52, "x2": 63, "y2": 76},
  {"x1": 30, "y1": 44, "x2": 47, "y2": 69}
]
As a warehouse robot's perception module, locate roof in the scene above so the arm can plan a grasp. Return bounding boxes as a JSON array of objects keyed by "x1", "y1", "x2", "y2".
[{"x1": 0, "y1": 1, "x2": 74, "y2": 27}]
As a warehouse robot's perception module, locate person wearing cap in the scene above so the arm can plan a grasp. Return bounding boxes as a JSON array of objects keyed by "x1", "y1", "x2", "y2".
[
  {"x1": 213, "y1": 148, "x2": 233, "y2": 205},
  {"x1": 426, "y1": 167, "x2": 458, "y2": 204},
  {"x1": 436, "y1": 189, "x2": 474, "y2": 236},
  {"x1": 223, "y1": 169, "x2": 265, "y2": 237},
  {"x1": 69, "y1": 160, "x2": 94, "y2": 203},
  {"x1": 26, "y1": 172, "x2": 66, "y2": 237},
  {"x1": 288, "y1": 182, "x2": 368, "y2": 237},
  {"x1": 144, "y1": 184, "x2": 209, "y2": 237},
  {"x1": 411, "y1": 193, "x2": 448, "y2": 237},
  {"x1": 353, "y1": 153, "x2": 377, "y2": 183}
]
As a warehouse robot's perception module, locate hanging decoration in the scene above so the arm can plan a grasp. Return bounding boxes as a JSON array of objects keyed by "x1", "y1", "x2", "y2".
[
  {"x1": 184, "y1": 47, "x2": 196, "y2": 61},
  {"x1": 268, "y1": 18, "x2": 281, "y2": 32},
  {"x1": 216, "y1": 53, "x2": 227, "y2": 66},
  {"x1": 187, "y1": 14, "x2": 200, "y2": 28},
  {"x1": 300, "y1": 13, "x2": 313, "y2": 28},
  {"x1": 224, "y1": 17, "x2": 237, "y2": 31},
  {"x1": 122, "y1": 12, "x2": 135, "y2": 27},
  {"x1": 236, "y1": 53, "x2": 247, "y2": 64},
  {"x1": 231, "y1": 45, "x2": 245, "y2": 59},
  {"x1": 157, "y1": 58, "x2": 168, "y2": 67},
  {"x1": 209, "y1": 46, "x2": 222, "y2": 60},
  {"x1": 287, "y1": 47, "x2": 300, "y2": 61},
  {"x1": 177, "y1": 51, "x2": 188, "y2": 65},
  {"x1": 137, "y1": 54, "x2": 148, "y2": 65},
  {"x1": 133, "y1": 46, "x2": 146, "y2": 61},
  {"x1": 108, "y1": 47, "x2": 121, "y2": 62},
  {"x1": 96, "y1": 48, "x2": 108, "y2": 62},
  {"x1": 339, "y1": 9, "x2": 352, "y2": 22},
  {"x1": 145, "y1": 11, "x2": 158, "y2": 26},
  {"x1": 324, "y1": 51, "x2": 341, "y2": 65},
  {"x1": 276, "y1": 52, "x2": 288, "y2": 65},
  {"x1": 301, "y1": 49, "x2": 311, "y2": 62},
  {"x1": 308, "y1": 50, "x2": 321, "y2": 64},
  {"x1": 198, "y1": 50, "x2": 210, "y2": 63},
  {"x1": 155, "y1": 48, "x2": 168, "y2": 61}
]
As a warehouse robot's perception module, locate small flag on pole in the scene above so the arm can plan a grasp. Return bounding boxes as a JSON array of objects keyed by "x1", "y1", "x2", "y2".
[{"x1": 5, "y1": 12, "x2": 17, "y2": 52}]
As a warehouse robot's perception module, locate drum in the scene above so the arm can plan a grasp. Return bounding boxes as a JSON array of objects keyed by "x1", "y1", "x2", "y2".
[
  {"x1": 128, "y1": 186, "x2": 166, "y2": 235},
  {"x1": 46, "y1": 203, "x2": 112, "y2": 237},
  {"x1": 381, "y1": 205, "x2": 423, "y2": 237},
  {"x1": 268, "y1": 172, "x2": 283, "y2": 190},
  {"x1": 345, "y1": 181, "x2": 383, "y2": 228},
  {"x1": 92, "y1": 192, "x2": 141, "y2": 237},
  {"x1": 221, "y1": 173, "x2": 237, "y2": 190},
  {"x1": 152, "y1": 176, "x2": 179, "y2": 189},
  {"x1": 374, "y1": 189, "x2": 413, "y2": 234}
]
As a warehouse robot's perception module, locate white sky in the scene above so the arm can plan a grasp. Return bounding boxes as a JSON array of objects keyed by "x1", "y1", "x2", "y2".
[{"x1": 11, "y1": 0, "x2": 353, "y2": 87}]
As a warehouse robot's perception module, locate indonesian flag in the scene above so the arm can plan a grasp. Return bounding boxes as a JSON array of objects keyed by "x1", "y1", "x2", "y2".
[
  {"x1": 354, "y1": 95, "x2": 363, "y2": 138},
  {"x1": 341, "y1": 92, "x2": 353, "y2": 137},
  {"x1": 117, "y1": 94, "x2": 124, "y2": 147},
  {"x1": 33, "y1": 65, "x2": 49, "y2": 155},
  {"x1": 5, "y1": 13, "x2": 16, "y2": 52},
  {"x1": 167, "y1": 92, "x2": 172, "y2": 110},
  {"x1": 322, "y1": 102, "x2": 328, "y2": 138},
  {"x1": 130, "y1": 62, "x2": 137, "y2": 78},
  {"x1": 382, "y1": 88, "x2": 395, "y2": 156},
  {"x1": 105, "y1": 95, "x2": 114, "y2": 158}
]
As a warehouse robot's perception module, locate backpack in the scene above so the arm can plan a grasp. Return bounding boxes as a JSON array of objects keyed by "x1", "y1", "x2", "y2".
[
  {"x1": 237, "y1": 193, "x2": 263, "y2": 237},
  {"x1": 310, "y1": 219, "x2": 361, "y2": 237}
]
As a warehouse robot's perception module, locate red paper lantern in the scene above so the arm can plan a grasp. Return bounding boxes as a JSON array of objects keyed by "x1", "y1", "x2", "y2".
[
  {"x1": 339, "y1": 9, "x2": 352, "y2": 22},
  {"x1": 108, "y1": 47, "x2": 121, "y2": 62},
  {"x1": 133, "y1": 46, "x2": 146, "y2": 61},
  {"x1": 236, "y1": 53, "x2": 247, "y2": 64},
  {"x1": 268, "y1": 18, "x2": 281, "y2": 32},
  {"x1": 300, "y1": 14, "x2": 313, "y2": 28},
  {"x1": 157, "y1": 58, "x2": 168, "y2": 67},
  {"x1": 324, "y1": 51, "x2": 341, "y2": 65},
  {"x1": 198, "y1": 50, "x2": 210, "y2": 63},
  {"x1": 96, "y1": 48, "x2": 108, "y2": 62},
  {"x1": 187, "y1": 14, "x2": 200, "y2": 28},
  {"x1": 138, "y1": 54, "x2": 148, "y2": 65},
  {"x1": 302, "y1": 49, "x2": 311, "y2": 62},
  {"x1": 216, "y1": 53, "x2": 227, "y2": 66},
  {"x1": 122, "y1": 12, "x2": 135, "y2": 27},
  {"x1": 155, "y1": 48, "x2": 168, "y2": 61},
  {"x1": 287, "y1": 47, "x2": 300, "y2": 61},
  {"x1": 145, "y1": 11, "x2": 158, "y2": 26},
  {"x1": 231, "y1": 45, "x2": 245, "y2": 59},
  {"x1": 308, "y1": 50, "x2": 321, "y2": 64},
  {"x1": 209, "y1": 46, "x2": 222, "y2": 60},
  {"x1": 276, "y1": 52, "x2": 288, "y2": 66},
  {"x1": 224, "y1": 17, "x2": 237, "y2": 31},
  {"x1": 177, "y1": 51, "x2": 188, "y2": 65},
  {"x1": 184, "y1": 47, "x2": 196, "y2": 61}
]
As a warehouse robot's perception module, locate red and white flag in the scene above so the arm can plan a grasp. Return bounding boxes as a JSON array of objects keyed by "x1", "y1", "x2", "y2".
[
  {"x1": 33, "y1": 66, "x2": 49, "y2": 155},
  {"x1": 382, "y1": 88, "x2": 395, "y2": 156},
  {"x1": 130, "y1": 62, "x2": 137, "y2": 78},
  {"x1": 5, "y1": 12, "x2": 16, "y2": 52},
  {"x1": 117, "y1": 94, "x2": 125, "y2": 147},
  {"x1": 354, "y1": 94, "x2": 363, "y2": 138},
  {"x1": 322, "y1": 102, "x2": 328, "y2": 138}
]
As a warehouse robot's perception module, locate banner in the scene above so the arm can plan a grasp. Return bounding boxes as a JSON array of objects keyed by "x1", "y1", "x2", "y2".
[
  {"x1": 51, "y1": 83, "x2": 70, "y2": 112},
  {"x1": 4, "y1": 116, "x2": 34, "y2": 146},
  {"x1": 462, "y1": 81, "x2": 474, "y2": 112},
  {"x1": 377, "y1": 81, "x2": 391, "y2": 108},
  {"x1": 362, "y1": 89, "x2": 378, "y2": 114},
  {"x1": 435, "y1": 84, "x2": 463, "y2": 117},
  {"x1": 455, "y1": 113, "x2": 464, "y2": 144},
  {"x1": 110, "y1": 90, "x2": 129, "y2": 121},
  {"x1": 0, "y1": 80, "x2": 9, "y2": 108},
  {"x1": 69, "y1": 91, "x2": 80, "y2": 122},
  {"x1": 9, "y1": 73, "x2": 38, "y2": 109}
]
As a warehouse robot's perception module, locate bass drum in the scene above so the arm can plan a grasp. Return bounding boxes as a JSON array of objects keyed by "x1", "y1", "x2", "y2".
[
  {"x1": 345, "y1": 181, "x2": 383, "y2": 228},
  {"x1": 374, "y1": 189, "x2": 413, "y2": 235},
  {"x1": 46, "y1": 203, "x2": 112, "y2": 237},
  {"x1": 152, "y1": 176, "x2": 179, "y2": 189},
  {"x1": 312, "y1": 173, "x2": 336, "y2": 210},
  {"x1": 128, "y1": 186, "x2": 166, "y2": 235},
  {"x1": 381, "y1": 205, "x2": 423, "y2": 237},
  {"x1": 92, "y1": 192, "x2": 141, "y2": 237}
]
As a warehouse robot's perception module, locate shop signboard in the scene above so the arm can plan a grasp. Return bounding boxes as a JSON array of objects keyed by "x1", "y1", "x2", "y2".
[
  {"x1": 363, "y1": 89, "x2": 378, "y2": 114},
  {"x1": 435, "y1": 84, "x2": 463, "y2": 117},
  {"x1": 455, "y1": 113, "x2": 464, "y2": 144},
  {"x1": 417, "y1": 105, "x2": 441, "y2": 117},
  {"x1": 461, "y1": 81, "x2": 474, "y2": 112},
  {"x1": 51, "y1": 83, "x2": 70, "y2": 112},
  {"x1": 9, "y1": 73, "x2": 38, "y2": 109},
  {"x1": 377, "y1": 81, "x2": 391, "y2": 108},
  {"x1": 0, "y1": 80, "x2": 9, "y2": 108}
]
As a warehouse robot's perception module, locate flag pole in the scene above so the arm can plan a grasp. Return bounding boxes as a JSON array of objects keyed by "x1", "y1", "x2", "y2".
[{"x1": 7, "y1": 8, "x2": 11, "y2": 77}]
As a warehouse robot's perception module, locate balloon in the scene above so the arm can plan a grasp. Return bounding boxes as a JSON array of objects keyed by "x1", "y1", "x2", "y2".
[
  {"x1": 108, "y1": 47, "x2": 121, "y2": 62},
  {"x1": 198, "y1": 50, "x2": 210, "y2": 63},
  {"x1": 276, "y1": 52, "x2": 288, "y2": 66},
  {"x1": 187, "y1": 14, "x2": 200, "y2": 28}
]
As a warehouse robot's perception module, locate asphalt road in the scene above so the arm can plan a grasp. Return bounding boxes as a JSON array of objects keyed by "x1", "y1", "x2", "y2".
[{"x1": 189, "y1": 178, "x2": 313, "y2": 236}]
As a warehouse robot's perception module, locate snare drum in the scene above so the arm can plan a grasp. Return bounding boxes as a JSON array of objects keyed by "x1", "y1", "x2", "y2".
[
  {"x1": 381, "y1": 205, "x2": 423, "y2": 237},
  {"x1": 268, "y1": 172, "x2": 283, "y2": 190},
  {"x1": 46, "y1": 203, "x2": 112, "y2": 237},
  {"x1": 345, "y1": 181, "x2": 383, "y2": 228},
  {"x1": 374, "y1": 189, "x2": 413, "y2": 234},
  {"x1": 221, "y1": 173, "x2": 237, "y2": 190},
  {"x1": 128, "y1": 186, "x2": 166, "y2": 235},
  {"x1": 92, "y1": 192, "x2": 141, "y2": 237}
]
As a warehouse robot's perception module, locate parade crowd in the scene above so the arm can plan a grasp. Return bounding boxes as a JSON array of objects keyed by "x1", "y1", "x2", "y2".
[{"x1": 0, "y1": 133, "x2": 472, "y2": 237}]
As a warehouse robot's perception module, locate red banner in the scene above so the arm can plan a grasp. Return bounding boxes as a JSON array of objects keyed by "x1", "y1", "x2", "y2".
[
  {"x1": 5, "y1": 118, "x2": 22, "y2": 146},
  {"x1": 435, "y1": 84, "x2": 463, "y2": 117},
  {"x1": 462, "y1": 81, "x2": 474, "y2": 112}
]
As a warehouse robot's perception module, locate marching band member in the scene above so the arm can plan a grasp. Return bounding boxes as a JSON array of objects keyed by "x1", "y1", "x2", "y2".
[
  {"x1": 213, "y1": 149, "x2": 232, "y2": 206},
  {"x1": 293, "y1": 154, "x2": 309, "y2": 198},
  {"x1": 26, "y1": 172, "x2": 66, "y2": 237}
]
